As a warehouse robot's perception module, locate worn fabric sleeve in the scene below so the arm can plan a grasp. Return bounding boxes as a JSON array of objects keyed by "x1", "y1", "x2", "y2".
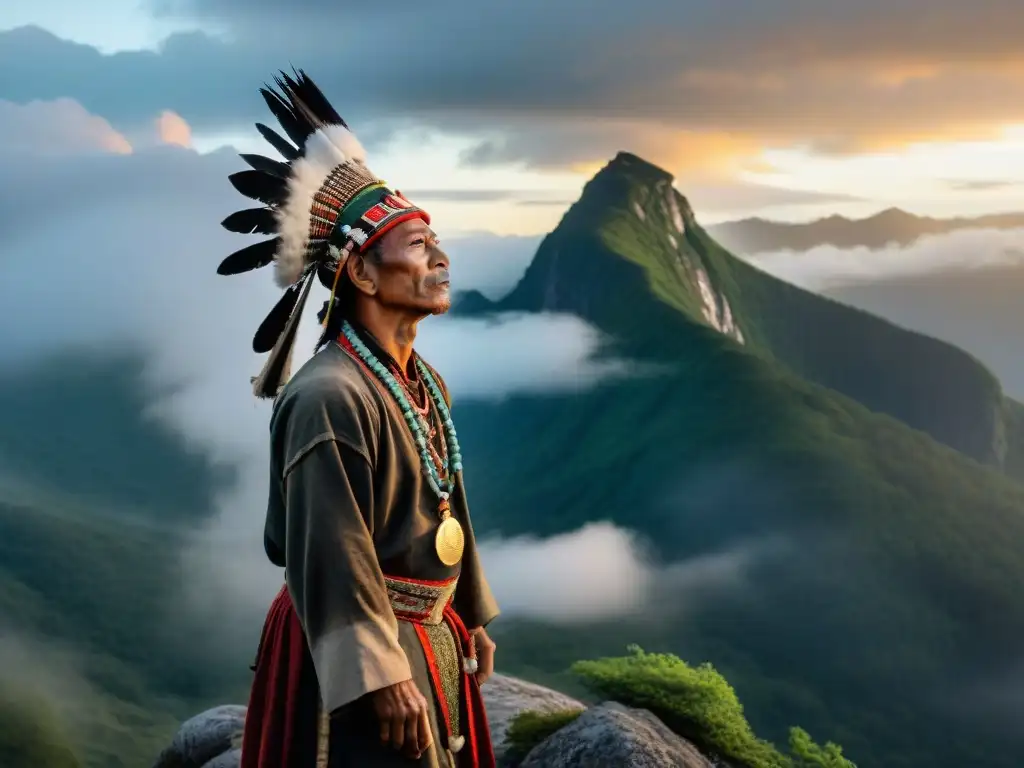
[{"x1": 281, "y1": 382, "x2": 412, "y2": 714}]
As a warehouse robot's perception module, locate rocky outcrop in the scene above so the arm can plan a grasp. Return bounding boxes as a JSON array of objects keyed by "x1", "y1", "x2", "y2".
[
  {"x1": 482, "y1": 673, "x2": 585, "y2": 762},
  {"x1": 152, "y1": 705, "x2": 245, "y2": 768},
  {"x1": 519, "y1": 702, "x2": 717, "y2": 768},
  {"x1": 153, "y1": 676, "x2": 716, "y2": 768}
]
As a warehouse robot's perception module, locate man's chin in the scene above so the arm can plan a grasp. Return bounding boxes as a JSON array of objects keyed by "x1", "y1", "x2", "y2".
[
  {"x1": 430, "y1": 298, "x2": 452, "y2": 316},
  {"x1": 427, "y1": 286, "x2": 452, "y2": 316}
]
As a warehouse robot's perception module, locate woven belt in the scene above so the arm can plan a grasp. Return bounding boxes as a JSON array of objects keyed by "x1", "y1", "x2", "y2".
[
  {"x1": 383, "y1": 573, "x2": 468, "y2": 756},
  {"x1": 384, "y1": 573, "x2": 458, "y2": 626},
  {"x1": 311, "y1": 574, "x2": 474, "y2": 763}
]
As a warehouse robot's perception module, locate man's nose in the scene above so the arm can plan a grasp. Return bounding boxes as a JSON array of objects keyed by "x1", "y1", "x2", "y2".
[{"x1": 429, "y1": 244, "x2": 449, "y2": 269}]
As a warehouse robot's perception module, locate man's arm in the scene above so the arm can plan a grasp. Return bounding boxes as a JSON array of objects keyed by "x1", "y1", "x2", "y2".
[{"x1": 283, "y1": 437, "x2": 413, "y2": 713}]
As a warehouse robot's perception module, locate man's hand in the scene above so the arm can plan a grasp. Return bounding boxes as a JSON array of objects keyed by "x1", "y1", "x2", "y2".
[
  {"x1": 370, "y1": 679, "x2": 433, "y2": 759},
  {"x1": 470, "y1": 627, "x2": 496, "y2": 686}
]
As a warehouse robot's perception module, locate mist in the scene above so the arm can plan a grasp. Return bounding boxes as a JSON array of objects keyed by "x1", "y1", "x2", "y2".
[
  {"x1": 478, "y1": 522, "x2": 773, "y2": 624},
  {"x1": 0, "y1": 628, "x2": 103, "y2": 742},
  {"x1": 747, "y1": 226, "x2": 1024, "y2": 291}
]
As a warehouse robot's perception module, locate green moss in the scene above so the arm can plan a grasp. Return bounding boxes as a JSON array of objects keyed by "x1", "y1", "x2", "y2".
[
  {"x1": 789, "y1": 727, "x2": 856, "y2": 768},
  {"x1": 571, "y1": 647, "x2": 854, "y2": 768},
  {"x1": 503, "y1": 708, "x2": 585, "y2": 766},
  {"x1": 572, "y1": 646, "x2": 787, "y2": 767}
]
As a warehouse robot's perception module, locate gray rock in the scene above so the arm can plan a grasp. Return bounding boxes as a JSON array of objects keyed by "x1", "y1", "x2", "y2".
[
  {"x1": 519, "y1": 701, "x2": 715, "y2": 768},
  {"x1": 152, "y1": 705, "x2": 245, "y2": 768},
  {"x1": 481, "y1": 673, "x2": 587, "y2": 760}
]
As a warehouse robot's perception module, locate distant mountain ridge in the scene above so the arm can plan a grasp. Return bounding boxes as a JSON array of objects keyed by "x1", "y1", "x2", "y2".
[{"x1": 709, "y1": 207, "x2": 1024, "y2": 255}]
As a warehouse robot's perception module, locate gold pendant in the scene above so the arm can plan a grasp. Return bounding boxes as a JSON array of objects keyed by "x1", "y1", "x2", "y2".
[{"x1": 435, "y1": 516, "x2": 465, "y2": 566}]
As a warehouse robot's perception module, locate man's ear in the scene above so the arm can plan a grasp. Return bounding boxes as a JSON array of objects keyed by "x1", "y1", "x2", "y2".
[{"x1": 346, "y1": 251, "x2": 378, "y2": 296}]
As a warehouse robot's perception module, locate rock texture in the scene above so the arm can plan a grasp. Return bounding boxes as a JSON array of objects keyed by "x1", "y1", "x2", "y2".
[
  {"x1": 153, "y1": 677, "x2": 715, "y2": 768},
  {"x1": 481, "y1": 673, "x2": 586, "y2": 762},
  {"x1": 152, "y1": 705, "x2": 245, "y2": 768},
  {"x1": 519, "y1": 702, "x2": 715, "y2": 768}
]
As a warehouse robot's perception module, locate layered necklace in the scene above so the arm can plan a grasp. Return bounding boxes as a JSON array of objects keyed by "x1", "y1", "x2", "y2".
[{"x1": 339, "y1": 320, "x2": 465, "y2": 566}]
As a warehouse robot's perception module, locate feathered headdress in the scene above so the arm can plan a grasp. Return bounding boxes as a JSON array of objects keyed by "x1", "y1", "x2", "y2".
[{"x1": 219, "y1": 69, "x2": 430, "y2": 398}]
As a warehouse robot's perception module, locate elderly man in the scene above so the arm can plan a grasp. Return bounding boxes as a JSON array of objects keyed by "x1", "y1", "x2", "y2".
[{"x1": 217, "y1": 70, "x2": 499, "y2": 768}]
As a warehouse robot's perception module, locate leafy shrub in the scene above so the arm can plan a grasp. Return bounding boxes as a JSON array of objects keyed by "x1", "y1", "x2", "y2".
[{"x1": 789, "y1": 727, "x2": 856, "y2": 768}]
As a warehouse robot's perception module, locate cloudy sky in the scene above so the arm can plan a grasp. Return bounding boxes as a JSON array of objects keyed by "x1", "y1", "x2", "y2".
[{"x1": 3, "y1": 0, "x2": 1024, "y2": 228}]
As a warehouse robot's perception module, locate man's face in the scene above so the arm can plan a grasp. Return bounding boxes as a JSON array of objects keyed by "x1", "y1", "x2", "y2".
[{"x1": 366, "y1": 218, "x2": 451, "y2": 316}]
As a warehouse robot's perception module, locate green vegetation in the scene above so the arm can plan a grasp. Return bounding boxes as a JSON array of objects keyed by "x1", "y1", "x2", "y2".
[
  {"x1": 0, "y1": 494, "x2": 215, "y2": 767},
  {"x1": 789, "y1": 728, "x2": 858, "y2": 768},
  {"x1": 0, "y1": 683, "x2": 82, "y2": 768},
  {"x1": 0, "y1": 352, "x2": 241, "y2": 768},
  {"x1": 571, "y1": 647, "x2": 854, "y2": 768},
  {"x1": 504, "y1": 707, "x2": 585, "y2": 765}
]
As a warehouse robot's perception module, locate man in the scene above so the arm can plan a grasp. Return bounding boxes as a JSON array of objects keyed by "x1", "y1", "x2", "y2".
[{"x1": 216, "y1": 70, "x2": 500, "y2": 767}]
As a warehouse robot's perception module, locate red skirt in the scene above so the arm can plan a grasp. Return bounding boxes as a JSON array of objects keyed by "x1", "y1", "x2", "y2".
[{"x1": 240, "y1": 584, "x2": 496, "y2": 768}]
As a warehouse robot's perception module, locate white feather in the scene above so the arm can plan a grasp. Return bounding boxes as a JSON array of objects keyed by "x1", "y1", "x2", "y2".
[{"x1": 273, "y1": 124, "x2": 370, "y2": 287}]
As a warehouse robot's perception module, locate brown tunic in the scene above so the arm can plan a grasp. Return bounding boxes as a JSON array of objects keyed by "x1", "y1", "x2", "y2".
[{"x1": 261, "y1": 327, "x2": 499, "y2": 766}]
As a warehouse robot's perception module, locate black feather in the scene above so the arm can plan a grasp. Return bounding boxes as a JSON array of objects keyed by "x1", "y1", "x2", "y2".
[
  {"x1": 253, "y1": 283, "x2": 302, "y2": 353},
  {"x1": 221, "y1": 207, "x2": 277, "y2": 235},
  {"x1": 217, "y1": 237, "x2": 279, "y2": 276},
  {"x1": 288, "y1": 69, "x2": 346, "y2": 127},
  {"x1": 316, "y1": 261, "x2": 337, "y2": 289},
  {"x1": 255, "y1": 123, "x2": 299, "y2": 160},
  {"x1": 252, "y1": 271, "x2": 316, "y2": 398},
  {"x1": 241, "y1": 153, "x2": 289, "y2": 177},
  {"x1": 229, "y1": 170, "x2": 286, "y2": 206},
  {"x1": 261, "y1": 85, "x2": 312, "y2": 147}
]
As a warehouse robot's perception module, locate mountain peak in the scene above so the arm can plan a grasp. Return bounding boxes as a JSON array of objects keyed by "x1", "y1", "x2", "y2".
[
  {"x1": 459, "y1": 150, "x2": 745, "y2": 356},
  {"x1": 867, "y1": 207, "x2": 917, "y2": 222},
  {"x1": 602, "y1": 151, "x2": 675, "y2": 183}
]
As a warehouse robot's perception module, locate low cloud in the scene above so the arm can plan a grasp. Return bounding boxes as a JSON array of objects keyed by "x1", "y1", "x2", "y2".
[
  {"x1": 944, "y1": 179, "x2": 1020, "y2": 192},
  {"x1": 478, "y1": 522, "x2": 773, "y2": 624},
  {"x1": 683, "y1": 180, "x2": 864, "y2": 214},
  {"x1": 417, "y1": 313, "x2": 637, "y2": 399},
  {"x1": 0, "y1": 628, "x2": 101, "y2": 741},
  {"x1": 438, "y1": 232, "x2": 541, "y2": 301},
  {"x1": 0, "y1": 97, "x2": 132, "y2": 156},
  {"x1": 747, "y1": 227, "x2": 1024, "y2": 291},
  {"x1": 156, "y1": 109, "x2": 192, "y2": 148}
]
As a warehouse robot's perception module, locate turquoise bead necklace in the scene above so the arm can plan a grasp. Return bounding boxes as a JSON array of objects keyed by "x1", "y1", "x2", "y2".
[{"x1": 340, "y1": 320, "x2": 463, "y2": 501}]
